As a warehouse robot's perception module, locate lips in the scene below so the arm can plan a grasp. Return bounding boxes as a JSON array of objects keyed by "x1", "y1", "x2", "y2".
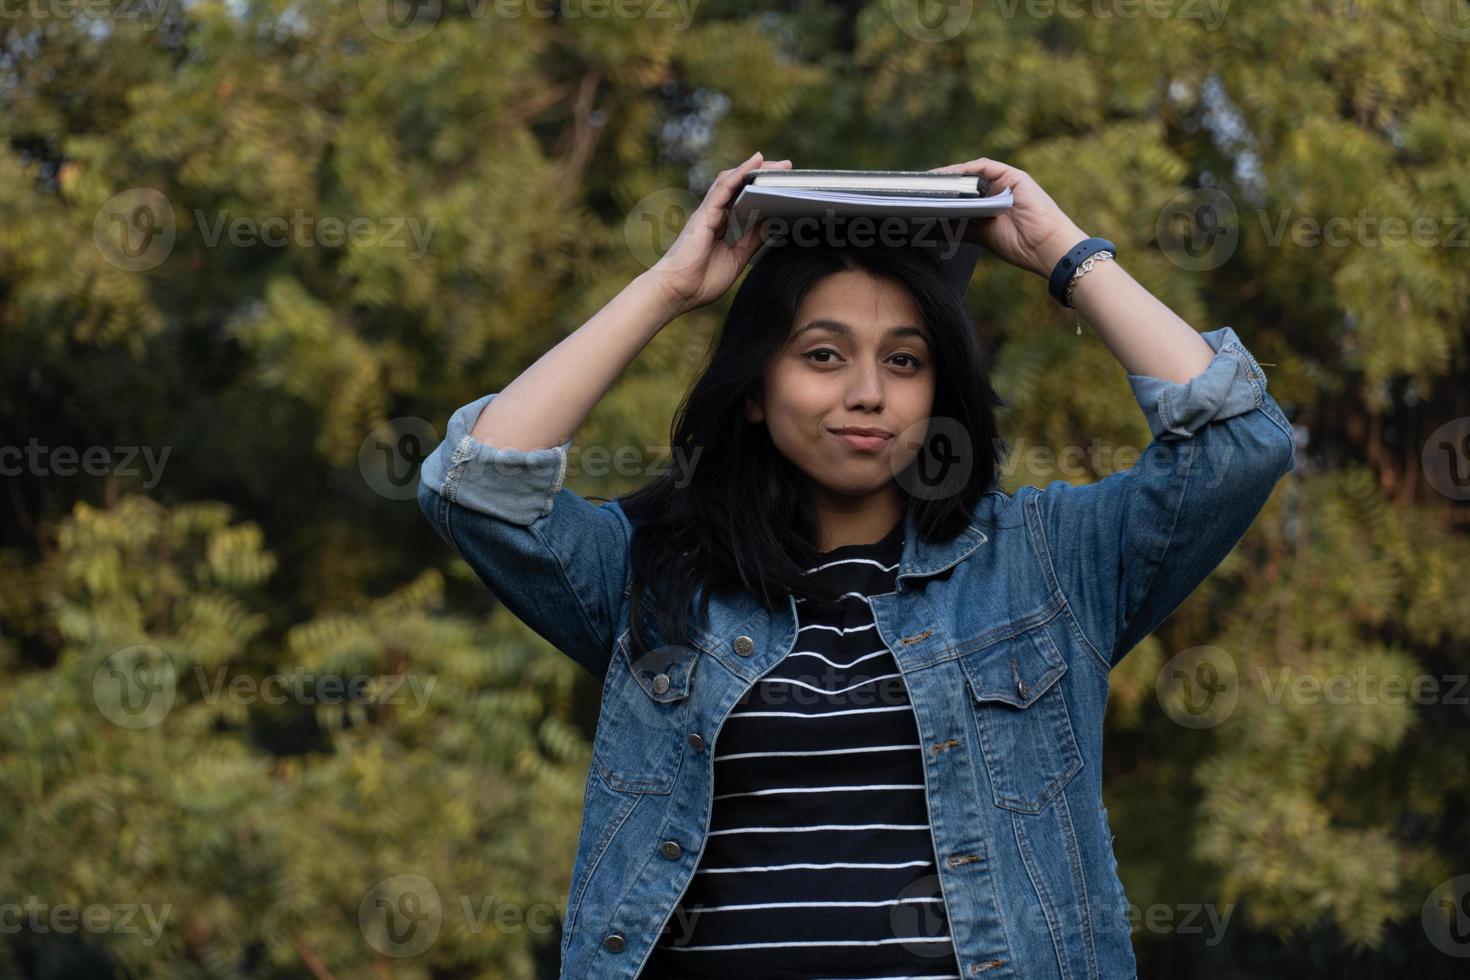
[{"x1": 828, "y1": 426, "x2": 894, "y2": 452}]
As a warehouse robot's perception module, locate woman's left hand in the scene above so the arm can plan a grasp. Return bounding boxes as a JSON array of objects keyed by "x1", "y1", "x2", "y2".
[{"x1": 927, "y1": 156, "x2": 1090, "y2": 279}]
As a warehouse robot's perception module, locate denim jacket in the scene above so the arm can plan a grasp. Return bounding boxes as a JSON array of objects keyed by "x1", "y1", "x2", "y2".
[{"x1": 417, "y1": 326, "x2": 1296, "y2": 979}]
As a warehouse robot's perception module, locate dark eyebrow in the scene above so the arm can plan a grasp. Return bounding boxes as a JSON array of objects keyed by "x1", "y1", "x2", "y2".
[{"x1": 792, "y1": 319, "x2": 931, "y2": 344}]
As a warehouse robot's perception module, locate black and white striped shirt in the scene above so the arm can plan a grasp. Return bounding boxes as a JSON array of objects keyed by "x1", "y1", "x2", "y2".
[{"x1": 641, "y1": 517, "x2": 962, "y2": 980}]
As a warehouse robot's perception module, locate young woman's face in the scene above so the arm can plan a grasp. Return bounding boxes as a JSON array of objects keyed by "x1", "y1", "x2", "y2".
[{"x1": 744, "y1": 268, "x2": 936, "y2": 500}]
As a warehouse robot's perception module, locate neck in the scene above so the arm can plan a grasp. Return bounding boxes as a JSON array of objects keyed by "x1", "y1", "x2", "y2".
[{"x1": 811, "y1": 484, "x2": 899, "y2": 552}]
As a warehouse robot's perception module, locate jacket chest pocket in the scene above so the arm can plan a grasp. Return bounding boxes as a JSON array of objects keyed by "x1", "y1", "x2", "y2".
[
  {"x1": 591, "y1": 631, "x2": 699, "y2": 795},
  {"x1": 958, "y1": 622, "x2": 1083, "y2": 814}
]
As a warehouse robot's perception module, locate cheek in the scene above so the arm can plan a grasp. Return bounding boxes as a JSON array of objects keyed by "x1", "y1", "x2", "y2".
[
  {"x1": 761, "y1": 396, "x2": 840, "y2": 471},
  {"x1": 765, "y1": 405, "x2": 820, "y2": 456},
  {"x1": 889, "y1": 387, "x2": 936, "y2": 465},
  {"x1": 762, "y1": 373, "x2": 826, "y2": 437}
]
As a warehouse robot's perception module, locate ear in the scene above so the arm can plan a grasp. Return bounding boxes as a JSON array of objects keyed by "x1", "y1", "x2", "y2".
[{"x1": 743, "y1": 392, "x2": 764, "y2": 424}]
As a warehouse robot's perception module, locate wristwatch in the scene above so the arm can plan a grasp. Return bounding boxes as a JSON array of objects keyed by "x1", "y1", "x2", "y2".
[{"x1": 1047, "y1": 236, "x2": 1117, "y2": 308}]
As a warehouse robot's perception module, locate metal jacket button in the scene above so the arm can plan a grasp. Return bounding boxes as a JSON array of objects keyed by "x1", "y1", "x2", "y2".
[
  {"x1": 659, "y1": 839, "x2": 682, "y2": 860},
  {"x1": 652, "y1": 672, "x2": 670, "y2": 694},
  {"x1": 733, "y1": 635, "x2": 754, "y2": 656},
  {"x1": 604, "y1": 933, "x2": 626, "y2": 952},
  {"x1": 687, "y1": 733, "x2": 705, "y2": 752}
]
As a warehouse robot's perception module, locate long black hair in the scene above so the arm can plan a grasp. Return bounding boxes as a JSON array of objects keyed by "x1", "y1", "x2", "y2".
[{"x1": 618, "y1": 238, "x2": 1009, "y2": 655}]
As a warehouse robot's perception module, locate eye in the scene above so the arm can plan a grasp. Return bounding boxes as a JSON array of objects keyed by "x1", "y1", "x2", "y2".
[{"x1": 802, "y1": 348, "x2": 924, "y2": 369}]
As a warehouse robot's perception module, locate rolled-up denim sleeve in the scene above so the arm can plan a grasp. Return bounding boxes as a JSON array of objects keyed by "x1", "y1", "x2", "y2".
[
  {"x1": 416, "y1": 392, "x2": 631, "y2": 683},
  {"x1": 1030, "y1": 326, "x2": 1296, "y2": 672}
]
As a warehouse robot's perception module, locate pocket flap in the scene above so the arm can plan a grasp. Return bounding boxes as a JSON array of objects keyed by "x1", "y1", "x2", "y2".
[
  {"x1": 960, "y1": 628, "x2": 1066, "y2": 709},
  {"x1": 620, "y1": 639, "x2": 698, "y2": 703}
]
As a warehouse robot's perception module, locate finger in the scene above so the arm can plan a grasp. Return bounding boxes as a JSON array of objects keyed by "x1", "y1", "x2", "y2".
[
  {"x1": 926, "y1": 157, "x2": 988, "y2": 174},
  {"x1": 935, "y1": 159, "x2": 1029, "y2": 202},
  {"x1": 930, "y1": 157, "x2": 1022, "y2": 181},
  {"x1": 698, "y1": 154, "x2": 794, "y2": 240},
  {"x1": 702, "y1": 151, "x2": 767, "y2": 212}
]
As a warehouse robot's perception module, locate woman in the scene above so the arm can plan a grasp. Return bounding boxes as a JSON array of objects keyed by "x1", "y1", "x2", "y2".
[{"x1": 417, "y1": 150, "x2": 1296, "y2": 980}]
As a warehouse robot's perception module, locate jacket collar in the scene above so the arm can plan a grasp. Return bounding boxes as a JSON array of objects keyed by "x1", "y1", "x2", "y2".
[
  {"x1": 683, "y1": 498, "x2": 995, "y2": 657},
  {"x1": 896, "y1": 502, "x2": 990, "y2": 591}
]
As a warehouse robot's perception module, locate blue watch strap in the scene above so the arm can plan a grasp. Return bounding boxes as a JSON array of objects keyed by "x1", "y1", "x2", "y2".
[{"x1": 1047, "y1": 236, "x2": 1116, "y2": 307}]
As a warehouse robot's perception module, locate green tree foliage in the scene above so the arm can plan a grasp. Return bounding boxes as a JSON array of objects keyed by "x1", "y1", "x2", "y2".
[{"x1": 1, "y1": 1, "x2": 1466, "y2": 976}]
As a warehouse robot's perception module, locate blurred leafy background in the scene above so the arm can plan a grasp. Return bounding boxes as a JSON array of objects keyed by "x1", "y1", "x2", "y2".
[{"x1": 2, "y1": 0, "x2": 1468, "y2": 977}]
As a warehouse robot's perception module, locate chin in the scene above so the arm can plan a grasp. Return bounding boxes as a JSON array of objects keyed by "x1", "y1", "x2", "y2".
[{"x1": 806, "y1": 468, "x2": 895, "y2": 499}]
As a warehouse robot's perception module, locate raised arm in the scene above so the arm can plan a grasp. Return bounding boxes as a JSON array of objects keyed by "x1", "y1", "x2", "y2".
[
  {"x1": 1028, "y1": 325, "x2": 1295, "y2": 673},
  {"x1": 926, "y1": 155, "x2": 1295, "y2": 670},
  {"x1": 471, "y1": 150, "x2": 788, "y2": 452},
  {"x1": 417, "y1": 152, "x2": 789, "y2": 681}
]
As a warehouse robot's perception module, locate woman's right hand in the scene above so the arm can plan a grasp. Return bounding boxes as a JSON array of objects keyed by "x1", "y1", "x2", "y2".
[{"x1": 647, "y1": 150, "x2": 792, "y2": 317}]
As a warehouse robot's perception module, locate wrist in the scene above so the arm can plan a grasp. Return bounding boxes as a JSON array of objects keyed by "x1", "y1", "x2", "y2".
[
  {"x1": 635, "y1": 269, "x2": 691, "y2": 323},
  {"x1": 1029, "y1": 223, "x2": 1090, "y2": 279}
]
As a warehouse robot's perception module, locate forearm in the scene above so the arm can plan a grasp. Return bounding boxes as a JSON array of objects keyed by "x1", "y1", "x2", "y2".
[
  {"x1": 1033, "y1": 226, "x2": 1216, "y2": 384},
  {"x1": 470, "y1": 270, "x2": 683, "y2": 451}
]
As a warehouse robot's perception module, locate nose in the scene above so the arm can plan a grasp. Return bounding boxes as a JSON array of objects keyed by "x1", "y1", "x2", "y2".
[{"x1": 843, "y1": 357, "x2": 884, "y2": 412}]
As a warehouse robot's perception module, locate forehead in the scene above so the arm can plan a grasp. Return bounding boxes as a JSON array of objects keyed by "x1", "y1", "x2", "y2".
[{"x1": 792, "y1": 269, "x2": 927, "y2": 338}]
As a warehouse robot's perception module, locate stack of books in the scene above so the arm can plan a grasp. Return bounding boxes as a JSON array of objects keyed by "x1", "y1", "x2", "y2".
[{"x1": 733, "y1": 169, "x2": 1014, "y2": 295}]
